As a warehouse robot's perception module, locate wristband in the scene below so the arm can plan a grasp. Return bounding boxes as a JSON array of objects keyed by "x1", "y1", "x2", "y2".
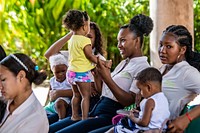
[{"x1": 186, "y1": 112, "x2": 192, "y2": 122}]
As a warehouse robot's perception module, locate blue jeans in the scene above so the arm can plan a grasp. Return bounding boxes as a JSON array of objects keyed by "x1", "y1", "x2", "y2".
[
  {"x1": 88, "y1": 125, "x2": 114, "y2": 133},
  {"x1": 49, "y1": 96, "x2": 123, "y2": 133},
  {"x1": 48, "y1": 113, "x2": 59, "y2": 125}
]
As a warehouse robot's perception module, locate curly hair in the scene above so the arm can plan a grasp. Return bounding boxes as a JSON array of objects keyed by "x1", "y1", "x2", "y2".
[
  {"x1": 120, "y1": 14, "x2": 154, "y2": 48},
  {"x1": 163, "y1": 25, "x2": 200, "y2": 71},
  {"x1": 90, "y1": 22, "x2": 104, "y2": 55},
  {"x1": 63, "y1": 9, "x2": 89, "y2": 31}
]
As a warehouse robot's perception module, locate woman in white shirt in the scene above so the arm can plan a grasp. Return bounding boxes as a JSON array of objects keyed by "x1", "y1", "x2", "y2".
[
  {"x1": 0, "y1": 53, "x2": 49, "y2": 133},
  {"x1": 158, "y1": 25, "x2": 200, "y2": 132}
]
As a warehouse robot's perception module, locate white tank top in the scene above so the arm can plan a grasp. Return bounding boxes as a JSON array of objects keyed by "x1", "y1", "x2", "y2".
[{"x1": 136, "y1": 92, "x2": 170, "y2": 130}]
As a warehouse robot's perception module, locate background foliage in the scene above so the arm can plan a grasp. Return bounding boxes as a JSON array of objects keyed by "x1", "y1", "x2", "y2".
[{"x1": 0, "y1": 0, "x2": 200, "y2": 77}]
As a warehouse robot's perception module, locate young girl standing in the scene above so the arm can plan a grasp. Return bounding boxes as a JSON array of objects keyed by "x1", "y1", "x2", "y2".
[{"x1": 63, "y1": 9, "x2": 109, "y2": 120}]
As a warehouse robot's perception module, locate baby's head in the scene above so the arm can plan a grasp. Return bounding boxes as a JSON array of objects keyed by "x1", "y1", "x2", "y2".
[
  {"x1": 62, "y1": 9, "x2": 90, "y2": 35},
  {"x1": 135, "y1": 67, "x2": 162, "y2": 98},
  {"x1": 49, "y1": 53, "x2": 68, "y2": 82}
]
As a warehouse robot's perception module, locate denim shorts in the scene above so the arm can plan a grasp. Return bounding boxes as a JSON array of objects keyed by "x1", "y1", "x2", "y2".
[{"x1": 67, "y1": 70, "x2": 93, "y2": 85}]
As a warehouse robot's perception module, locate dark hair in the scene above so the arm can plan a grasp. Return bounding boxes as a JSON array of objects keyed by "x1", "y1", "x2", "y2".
[
  {"x1": 63, "y1": 9, "x2": 89, "y2": 31},
  {"x1": 135, "y1": 67, "x2": 162, "y2": 84},
  {"x1": 120, "y1": 14, "x2": 153, "y2": 47},
  {"x1": 90, "y1": 22, "x2": 104, "y2": 55},
  {"x1": 0, "y1": 99, "x2": 6, "y2": 123},
  {"x1": 0, "y1": 46, "x2": 6, "y2": 61},
  {"x1": 0, "y1": 53, "x2": 47, "y2": 85},
  {"x1": 163, "y1": 25, "x2": 200, "y2": 71}
]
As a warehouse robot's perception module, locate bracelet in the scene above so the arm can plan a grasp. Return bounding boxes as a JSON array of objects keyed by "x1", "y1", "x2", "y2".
[{"x1": 185, "y1": 112, "x2": 192, "y2": 122}]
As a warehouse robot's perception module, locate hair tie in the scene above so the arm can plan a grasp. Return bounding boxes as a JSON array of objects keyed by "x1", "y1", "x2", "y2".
[{"x1": 35, "y1": 66, "x2": 39, "y2": 71}]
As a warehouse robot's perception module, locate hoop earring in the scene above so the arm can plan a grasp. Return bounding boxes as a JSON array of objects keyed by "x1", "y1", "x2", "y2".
[{"x1": 176, "y1": 54, "x2": 183, "y2": 63}]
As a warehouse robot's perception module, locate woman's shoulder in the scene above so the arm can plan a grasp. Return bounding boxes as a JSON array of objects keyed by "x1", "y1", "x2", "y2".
[
  {"x1": 128, "y1": 57, "x2": 150, "y2": 72},
  {"x1": 175, "y1": 61, "x2": 199, "y2": 73}
]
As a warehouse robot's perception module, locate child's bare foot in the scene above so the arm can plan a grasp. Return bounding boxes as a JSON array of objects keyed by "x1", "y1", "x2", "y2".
[{"x1": 71, "y1": 116, "x2": 81, "y2": 121}]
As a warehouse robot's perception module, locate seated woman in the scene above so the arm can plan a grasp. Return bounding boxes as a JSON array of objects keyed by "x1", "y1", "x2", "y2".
[
  {"x1": 49, "y1": 14, "x2": 153, "y2": 133},
  {"x1": 0, "y1": 53, "x2": 49, "y2": 132},
  {"x1": 107, "y1": 24, "x2": 200, "y2": 133},
  {"x1": 158, "y1": 25, "x2": 200, "y2": 132}
]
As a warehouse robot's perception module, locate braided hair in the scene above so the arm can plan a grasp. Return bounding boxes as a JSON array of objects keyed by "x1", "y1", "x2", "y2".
[{"x1": 163, "y1": 25, "x2": 200, "y2": 71}]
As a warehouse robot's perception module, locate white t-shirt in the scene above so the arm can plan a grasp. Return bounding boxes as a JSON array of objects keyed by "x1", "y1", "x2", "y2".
[
  {"x1": 0, "y1": 93, "x2": 49, "y2": 133},
  {"x1": 160, "y1": 61, "x2": 200, "y2": 119},
  {"x1": 136, "y1": 92, "x2": 170, "y2": 130},
  {"x1": 101, "y1": 56, "x2": 150, "y2": 101},
  {"x1": 50, "y1": 77, "x2": 71, "y2": 91},
  {"x1": 50, "y1": 77, "x2": 72, "y2": 104}
]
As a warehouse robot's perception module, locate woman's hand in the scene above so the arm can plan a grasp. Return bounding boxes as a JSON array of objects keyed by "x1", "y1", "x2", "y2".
[
  {"x1": 96, "y1": 57, "x2": 112, "y2": 81},
  {"x1": 90, "y1": 83, "x2": 99, "y2": 97},
  {"x1": 103, "y1": 60, "x2": 112, "y2": 69},
  {"x1": 168, "y1": 115, "x2": 190, "y2": 133}
]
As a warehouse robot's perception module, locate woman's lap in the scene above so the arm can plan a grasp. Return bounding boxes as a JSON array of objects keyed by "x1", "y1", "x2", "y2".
[
  {"x1": 49, "y1": 117, "x2": 77, "y2": 133},
  {"x1": 56, "y1": 117, "x2": 112, "y2": 133},
  {"x1": 49, "y1": 97, "x2": 124, "y2": 133},
  {"x1": 48, "y1": 113, "x2": 59, "y2": 125}
]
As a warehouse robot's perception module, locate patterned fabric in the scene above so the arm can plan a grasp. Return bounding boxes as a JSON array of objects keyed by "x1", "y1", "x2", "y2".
[{"x1": 67, "y1": 70, "x2": 93, "y2": 85}]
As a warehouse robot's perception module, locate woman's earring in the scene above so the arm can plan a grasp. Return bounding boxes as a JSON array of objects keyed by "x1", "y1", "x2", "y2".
[{"x1": 176, "y1": 54, "x2": 182, "y2": 63}]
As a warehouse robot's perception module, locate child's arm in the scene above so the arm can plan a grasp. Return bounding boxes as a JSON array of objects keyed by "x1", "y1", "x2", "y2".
[
  {"x1": 44, "y1": 31, "x2": 73, "y2": 60},
  {"x1": 84, "y1": 44, "x2": 98, "y2": 64},
  {"x1": 84, "y1": 45, "x2": 112, "y2": 69},
  {"x1": 49, "y1": 89, "x2": 73, "y2": 102},
  {"x1": 54, "y1": 89, "x2": 73, "y2": 98},
  {"x1": 129, "y1": 98, "x2": 155, "y2": 127}
]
